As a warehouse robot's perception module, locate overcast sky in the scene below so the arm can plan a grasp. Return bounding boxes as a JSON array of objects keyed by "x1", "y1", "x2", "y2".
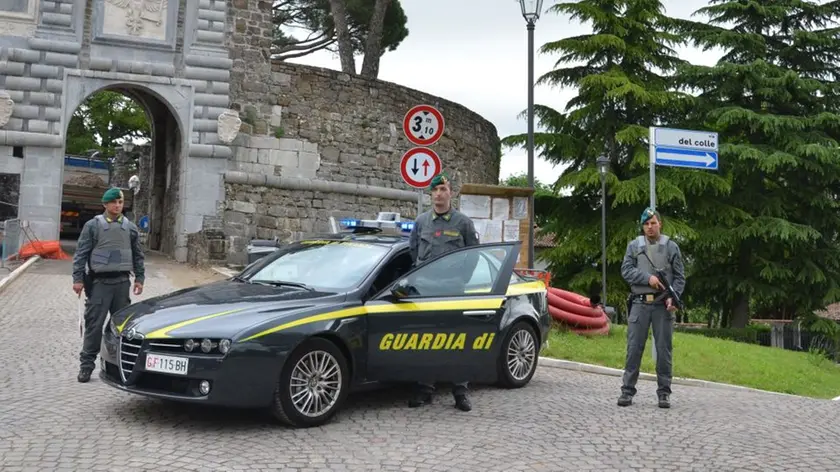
[{"x1": 288, "y1": 0, "x2": 722, "y2": 184}]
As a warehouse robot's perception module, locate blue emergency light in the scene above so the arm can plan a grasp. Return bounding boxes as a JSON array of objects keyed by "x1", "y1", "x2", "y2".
[{"x1": 338, "y1": 218, "x2": 414, "y2": 233}]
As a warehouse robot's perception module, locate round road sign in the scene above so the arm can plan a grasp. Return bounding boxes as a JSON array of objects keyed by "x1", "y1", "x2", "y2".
[
  {"x1": 403, "y1": 104, "x2": 445, "y2": 146},
  {"x1": 400, "y1": 147, "x2": 442, "y2": 189},
  {"x1": 138, "y1": 215, "x2": 149, "y2": 232}
]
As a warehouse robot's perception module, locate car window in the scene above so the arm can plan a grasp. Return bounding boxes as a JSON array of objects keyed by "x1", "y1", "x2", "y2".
[
  {"x1": 245, "y1": 239, "x2": 390, "y2": 292},
  {"x1": 466, "y1": 252, "x2": 525, "y2": 288},
  {"x1": 399, "y1": 245, "x2": 516, "y2": 298}
]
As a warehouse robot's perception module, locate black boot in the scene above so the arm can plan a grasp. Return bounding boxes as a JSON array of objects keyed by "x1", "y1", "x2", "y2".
[
  {"x1": 617, "y1": 393, "x2": 633, "y2": 407},
  {"x1": 658, "y1": 394, "x2": 670, "y2": 409},
  {"x1": 77, "y1": 367, "x2": 93, "y2": 383},
  {"x1": 454, "y1": 394, "x2": 471, "y2": 412},
  {"x1": 409, "y1": 391, "x2": 432, "y2": 408}
]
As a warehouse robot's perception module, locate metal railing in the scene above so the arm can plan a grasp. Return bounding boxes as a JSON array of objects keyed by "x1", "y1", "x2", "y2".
[{"x1": 1, "y1": 218, "x2": 21, "y2": 269}]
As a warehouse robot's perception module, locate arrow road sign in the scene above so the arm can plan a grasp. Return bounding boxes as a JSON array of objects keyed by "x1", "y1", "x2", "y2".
[
  {"x1": 400, "y1": 147, "x2": 441, "y2": 189},
  {"x1": 403, "y1": 104, "x2": 445, "y2": 146},
  {"x1": 648, "y1": 126, "x2": 720, "y2": 209},
  {"x1": 654, "y1": 146, "x2": 718, "y2": 170}
]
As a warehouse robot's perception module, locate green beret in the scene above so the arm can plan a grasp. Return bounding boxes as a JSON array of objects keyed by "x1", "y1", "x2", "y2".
[
  {"x1": 640, "y1": 207, "x2": 659, "y2": 224},
  {"x1": 102, "y1": 187, "x2": 124, "y2": 203},
  {"x1": 429, "y1": 173, "x2": 449, "y2": 189}
]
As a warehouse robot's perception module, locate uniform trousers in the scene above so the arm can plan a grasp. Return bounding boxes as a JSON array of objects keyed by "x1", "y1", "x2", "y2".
[
  {"x1": 79, "y1": 277, "x2": 131, "y2": 370},
  {"x1": 621, "y1": 300, "x2": 674, "y2": 396}
]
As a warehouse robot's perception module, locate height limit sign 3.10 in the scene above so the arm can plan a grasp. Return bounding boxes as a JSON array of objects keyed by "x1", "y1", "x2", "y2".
[{"x1": 403, "y1": 104, "x2": 444, "y2": 147}]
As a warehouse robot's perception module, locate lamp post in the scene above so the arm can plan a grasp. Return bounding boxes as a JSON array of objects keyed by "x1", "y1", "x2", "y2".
[
  {"x1": 596, "y1": 155, "x2": 610, "y2": 313},
  {"x1": 518, "y1": 0, "x2": 543, "y2": 269}
]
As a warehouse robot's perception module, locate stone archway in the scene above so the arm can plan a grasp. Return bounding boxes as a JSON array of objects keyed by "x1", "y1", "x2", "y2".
[{"x1": 61, "y1": 75, "x2": 191, "y2": 259}]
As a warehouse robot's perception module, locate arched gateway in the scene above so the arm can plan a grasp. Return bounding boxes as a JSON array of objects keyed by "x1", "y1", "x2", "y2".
[{"x1": 0, "y1": 0, "x2": 237, "y2": 262}]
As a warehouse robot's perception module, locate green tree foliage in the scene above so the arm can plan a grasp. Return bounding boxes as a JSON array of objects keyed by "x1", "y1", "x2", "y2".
[
  {"x1": 65, "y1": 91, "x2": 150, "y2": 164},
  {"x1": 501, "y1": 0, "x2": 725, "y2": 313},
  {"x1": 272, "y1": 0, "x2": 408, "y2": 73},
  {"x1": 675, "y1": 0, "x2": 840, "y2": 327}
]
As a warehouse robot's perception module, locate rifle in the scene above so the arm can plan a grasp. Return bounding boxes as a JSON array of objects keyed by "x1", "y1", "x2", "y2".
[{"x1": 638, "y1": 250, "x2": 684, "y2": 310}]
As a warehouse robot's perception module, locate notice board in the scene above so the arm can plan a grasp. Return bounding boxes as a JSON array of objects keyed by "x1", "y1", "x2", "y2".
[{"x1": 457, "y1": 183, "x2": 534, "y2": 268}]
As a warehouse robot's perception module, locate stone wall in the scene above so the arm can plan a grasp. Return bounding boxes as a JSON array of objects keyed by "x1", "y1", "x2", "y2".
[{"x1": 218, "y1": 58, "x2": 503, "y2": 264}]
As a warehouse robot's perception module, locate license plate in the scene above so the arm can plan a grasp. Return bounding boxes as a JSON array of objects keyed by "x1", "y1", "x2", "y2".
[{"x1": 145, "y1": 353, "x2": 189, "y2": 375}]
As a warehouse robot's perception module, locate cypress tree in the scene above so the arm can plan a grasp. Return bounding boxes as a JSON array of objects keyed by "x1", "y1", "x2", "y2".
[
  {"x1": 674, "y1": 0, "x2": 840, "y2": 327},
  {"x1": 502, "y1": 0, "x2": 727, "y2": 314}
]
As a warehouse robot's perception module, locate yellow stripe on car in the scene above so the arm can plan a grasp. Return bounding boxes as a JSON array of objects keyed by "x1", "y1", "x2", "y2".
[
  {"x1": 144, "y1": 308, "x2": 247, "y2": 339},
  {"x1": 241, "y1": 297, "x2": 507, "y2": 342},
  {"x1": 506, "y1": 280, "x2": 546, "y2": 296}
]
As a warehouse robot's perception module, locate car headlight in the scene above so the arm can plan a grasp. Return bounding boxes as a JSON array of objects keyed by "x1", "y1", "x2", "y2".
[
  {"x1": 108, "y1": 319, "x2": 118, "y2": 336},
  {"x1": 219, "y1": 339, "x2": 231, "y2": 354},
  {"x1": 201, "y1": 338, "x2": 213, "y2": 353}
]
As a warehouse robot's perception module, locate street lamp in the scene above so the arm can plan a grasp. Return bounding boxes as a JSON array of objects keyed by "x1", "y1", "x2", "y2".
[
  {"x1": 596, "y1": 155, "x2": 610, "y2": 313},
  {"x1": 518, "y1": 0, "x2": 544, "y2": 268}
]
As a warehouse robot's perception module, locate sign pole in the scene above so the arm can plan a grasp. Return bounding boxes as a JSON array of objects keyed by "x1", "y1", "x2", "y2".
[
  {"x1": 417, "y1": 189, "x2": 423, "y2": 217},
  {"x1": 649, "y1": 126, "x2": 656, "y2": 210}
]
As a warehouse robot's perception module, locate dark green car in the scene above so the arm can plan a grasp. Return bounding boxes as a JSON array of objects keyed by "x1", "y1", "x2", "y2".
[{"x1": 99, "y1": 227, "x2": 550, "y2": 428}]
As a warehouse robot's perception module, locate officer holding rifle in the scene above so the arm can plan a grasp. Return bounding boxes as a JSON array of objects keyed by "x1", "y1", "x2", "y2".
[{"x1": 617, "y1": 207, "x2": 685, "y2": 409}]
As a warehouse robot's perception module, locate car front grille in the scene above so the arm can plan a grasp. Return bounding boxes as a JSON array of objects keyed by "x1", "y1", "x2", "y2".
[{"x1": 119, "y1": 335, "x2": 142, "y2": 381}]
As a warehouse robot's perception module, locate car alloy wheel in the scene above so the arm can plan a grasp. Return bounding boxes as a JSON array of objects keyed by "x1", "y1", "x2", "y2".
[
  {"x1": 496, "y1": 321, "x2": 539, "y2": 388},
  {"x1": 507, "y1": 329, "x2": 536, "y2": 381},
  {"x1": 289, "y1": 350, "x2": 342, "y2": 418},
  {"x1": 271, "y1": 336, "x2": 350, "y2": 428}
]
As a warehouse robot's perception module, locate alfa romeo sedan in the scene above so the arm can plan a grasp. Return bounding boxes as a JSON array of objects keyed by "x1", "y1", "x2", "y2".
[{"x1": 99, "y1": 220, "x2": 550, "y2": 428}]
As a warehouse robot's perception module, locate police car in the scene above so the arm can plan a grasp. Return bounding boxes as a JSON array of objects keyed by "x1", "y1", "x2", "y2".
[{"x1": 98, "y1": 213, "x2": 551, "y2": 428}]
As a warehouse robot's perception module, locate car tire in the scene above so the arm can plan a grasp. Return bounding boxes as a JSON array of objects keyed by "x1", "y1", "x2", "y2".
[
  {"x1": 270, "y1": 337, "x2": 350, "y2": 428},
  {"x1": 496, "y1": 321, "x2": 539, "y2": 389}
]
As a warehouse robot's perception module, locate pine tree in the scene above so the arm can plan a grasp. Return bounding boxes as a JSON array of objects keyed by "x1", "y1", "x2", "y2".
[
  {"x1": 674, "y1": 0, "x2": 840, "y2": 327},
  {"x1": 502, "y1": 0, "x2": 727, "y2": 313}
]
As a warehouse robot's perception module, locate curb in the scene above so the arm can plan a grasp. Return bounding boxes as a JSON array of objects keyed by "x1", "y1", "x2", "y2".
[
  {"x1": 0, "y1": 255, "x2": 41, "y2": 294},
  {"x1": 537, "y1": 356, "x2": 815, "y2": 400}
]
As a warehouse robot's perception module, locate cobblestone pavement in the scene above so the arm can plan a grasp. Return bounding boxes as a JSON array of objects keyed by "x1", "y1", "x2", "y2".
[{"x1": 2, "y1": 257, "x2": 839, "y2": 472}]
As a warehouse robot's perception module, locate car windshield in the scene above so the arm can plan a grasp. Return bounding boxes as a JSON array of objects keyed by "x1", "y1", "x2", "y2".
[{"x1": 243, "y1": 239, "x2": 390, "y2": 292}]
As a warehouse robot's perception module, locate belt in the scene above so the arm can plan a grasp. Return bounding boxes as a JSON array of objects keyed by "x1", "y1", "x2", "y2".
[{"x1": 631, "y1": 293, "x2": 666, "y2": 304}]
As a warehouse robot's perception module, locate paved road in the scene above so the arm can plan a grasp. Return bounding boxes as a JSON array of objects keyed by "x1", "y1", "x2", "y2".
[{"x1": 1, "y1": 257, "x2": 838, "y2": 471}]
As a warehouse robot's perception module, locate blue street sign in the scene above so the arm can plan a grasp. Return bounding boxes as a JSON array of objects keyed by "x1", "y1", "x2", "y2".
[
  {"x1": 654, "y1": 146, "x2": 718, "y2": 170},
  {"x1": 138, "y1": 215, "x2": 149, "y2": 232}
]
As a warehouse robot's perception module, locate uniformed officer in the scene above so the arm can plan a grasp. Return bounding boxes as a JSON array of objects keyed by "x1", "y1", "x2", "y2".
[
  {"x1": 72, "y1": 187, "x2": 145, "y2": 383},
  {"x1": 617, "y1": 207, "x2": 685, "y2": 408},
  {"x1": 407, "y1": 172, "x2": 479, "y2": 412}
]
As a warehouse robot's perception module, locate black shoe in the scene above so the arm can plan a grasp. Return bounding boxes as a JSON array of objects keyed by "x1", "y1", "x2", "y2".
[
  {"x1": 454, "y1": 394, "x2": 471, "y2": 412},
  {"x1": 409, "y1": 392, "x2": 432, "y2": 408},
  {"x1": 658, "y1": 394, "x2": 670, "y2": 408},
  {"x1": 77, "y1": 367, "x2": 93, "y2": 383},
  {"x1": 617, "y1": 393, "x2": 633, "y2": 407}
]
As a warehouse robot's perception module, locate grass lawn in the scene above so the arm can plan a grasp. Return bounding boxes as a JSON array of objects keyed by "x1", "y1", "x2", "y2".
[{"x1": 540, "y1": 324, "x2": 840, "y2": 399}]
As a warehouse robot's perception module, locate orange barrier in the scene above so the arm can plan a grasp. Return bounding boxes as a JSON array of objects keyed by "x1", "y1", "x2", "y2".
[
  {"x1": 547, "y1": 286, "x2": 610, "y2": 335},
  {"x1": 14, "y1": 240, "x2": 71, "y2": 261}
]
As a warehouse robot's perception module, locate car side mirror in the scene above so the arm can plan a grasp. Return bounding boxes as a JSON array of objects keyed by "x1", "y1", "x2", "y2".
[{"x1": 390, "y1": 278, "x2": 416, "y2": 299}]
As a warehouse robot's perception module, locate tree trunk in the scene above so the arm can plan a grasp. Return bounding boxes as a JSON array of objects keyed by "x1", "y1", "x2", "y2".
[
  {"x1": 359, "y1": 0, "x2": 392, "y2": 78},
  {"x1": 730, "y1": 244, "x2": 753, "y2": 328},
  {"x1": 327, "y1": 0, "x2": 356, "y2": 74}
]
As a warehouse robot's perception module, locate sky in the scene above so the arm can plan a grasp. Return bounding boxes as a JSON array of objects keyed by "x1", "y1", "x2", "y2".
[{"x1": 285, "y1": 0, "x2": 725, "y2": 185}]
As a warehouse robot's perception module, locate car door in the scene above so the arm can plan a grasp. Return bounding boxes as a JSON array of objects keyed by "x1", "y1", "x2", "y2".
[{"x1": 363, "y1": 241, "x2": 521, "y2": 385}]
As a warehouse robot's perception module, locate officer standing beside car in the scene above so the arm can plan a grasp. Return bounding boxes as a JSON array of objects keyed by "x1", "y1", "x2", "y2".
[
  {"x1": 72, "y1": 187, "x2": 145, "y2": 383},
  {"x1": 407, "y1": 172, "x2": 479, "y2": 412},
  {"x1": 617, "y1": 207, "x2": 685, "y2": 409}
]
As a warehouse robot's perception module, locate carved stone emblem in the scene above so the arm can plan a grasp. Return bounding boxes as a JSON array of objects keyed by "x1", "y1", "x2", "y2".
[
  {"x1": 217, "y1": 110, "x2": 242, "y2": 144},
  {"x1": 105, "y1": 0, "x2": 166, "y2": 36},
  {"x1": 0, "y1": 90, "x2": 14, "y2": 129}
]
